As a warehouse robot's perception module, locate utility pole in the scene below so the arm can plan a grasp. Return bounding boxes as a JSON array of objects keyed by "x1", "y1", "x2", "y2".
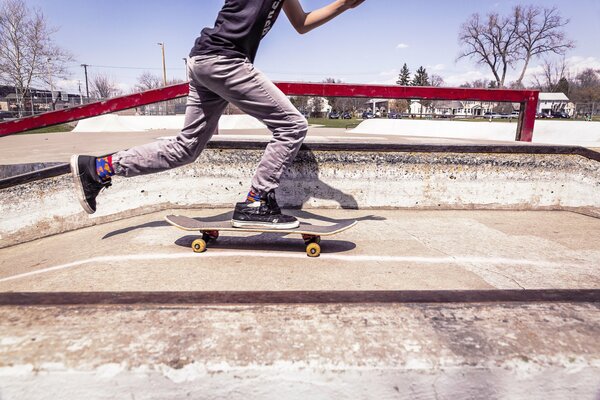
[
  {"x1": 183, "y1": 57, "x2": 189, "y2": 81},
  {"x1": 80, "y1": 64, "x2": 90, "y2": 100},
  {"x1": 78, "y1": 80, "x2": 83, "y2": 105},
  {"x1": 48, "y1": 57, "x2": 55, "y2": 111},
  {"x1": 158, "y1": 43, "x2": 167, "y2": 86}
]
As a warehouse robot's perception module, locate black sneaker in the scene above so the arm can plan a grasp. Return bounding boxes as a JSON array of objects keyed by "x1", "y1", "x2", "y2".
[
  {"x1": 70, "y1": 155, "x2": 111, "y2": 214},
  {"x1": 232, "y1": 190, "x2": 299, "y2": 229}
]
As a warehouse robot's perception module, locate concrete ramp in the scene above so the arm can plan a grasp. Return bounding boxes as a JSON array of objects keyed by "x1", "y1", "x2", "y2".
[
  {"x1": 1, "y1": 142, "x2": 599, "y2": 248},
  {"x1": 73, "y1": 114, "x2": 266, "y2": 132},
  {"x1": 350, "y1": 119, "x2": 600, "y2": 147}
]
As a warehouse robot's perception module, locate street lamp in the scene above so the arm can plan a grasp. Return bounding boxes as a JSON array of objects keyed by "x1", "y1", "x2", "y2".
[
  {"x1": 158, "y1": 42, "x2": 167, "y2": 86},
  {"x1": 183, "y1": 58, "x2": 189, "y2": 81}
]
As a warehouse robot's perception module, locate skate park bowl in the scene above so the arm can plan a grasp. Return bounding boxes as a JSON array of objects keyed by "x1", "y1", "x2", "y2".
[{"x1": 0, "y1": 82, "x2": 599, "y2": 398}]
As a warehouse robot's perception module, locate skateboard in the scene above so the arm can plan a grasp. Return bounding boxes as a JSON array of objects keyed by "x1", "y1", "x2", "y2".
[{"x1": 165, "y1": 214, "x2": 357, "y2": 257}]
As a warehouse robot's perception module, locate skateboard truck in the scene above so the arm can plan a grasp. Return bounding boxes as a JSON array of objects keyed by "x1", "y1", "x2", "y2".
[{"x1": 192, "y1": 231, "x2": 323, "y2": 257}]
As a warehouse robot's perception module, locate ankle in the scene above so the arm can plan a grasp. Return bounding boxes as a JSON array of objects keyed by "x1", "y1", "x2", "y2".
[
  {"x1": 96, "y1": 155, "x2": 115, "y2": 182},
  {"x1": 246, "y1": 189, "x2": 262, "y2": 203}
]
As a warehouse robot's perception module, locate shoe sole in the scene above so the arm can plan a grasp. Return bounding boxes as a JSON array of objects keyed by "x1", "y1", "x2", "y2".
[
  {"x1": 231, "y1": 220, "x2": 300, "y2": 230},
  {"x1": 70, "y1": 154, "x2": 95, "y2": 215}
]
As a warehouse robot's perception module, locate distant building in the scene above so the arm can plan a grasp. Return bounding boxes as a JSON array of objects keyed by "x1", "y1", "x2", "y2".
[
  {"x1": 537, "y1": 92, "x2": 573, "y2": 116},
  {"x1": 0, "y1": 85, "x2": 81, "y2": 116}
]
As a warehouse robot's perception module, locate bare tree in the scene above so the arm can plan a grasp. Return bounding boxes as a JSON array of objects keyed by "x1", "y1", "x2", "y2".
[
  {"x1": 571, "y1": 69, "x2": 600, "y2": 105},
  {"x1": 532, "y1": 58, "x2": 569, "y2": 92},
  {"x1": 0, "y1": 0, "x2": 72, "y2": 116},
  {"x1": 458, "y1": 11, "x2": 520, "y2": 88},
  {"x1": 290, "y1": 96, "x2": 309, "y2": 115},
  {"x1": 514, "y1": 6, "x2": 574, "y2": 86},
  {"x1": 460, "y1": 79, "x2": 496, "y2": 89},
  {"x1": 90, "y1": 74, "x2": 121, "y2": 99},
  {"x1": 458, "y1": 5, "x2": 573, "y2": 88},
  {"x1": 430, "y1": 74, "x2": 445, "y2": 87},
  {"x1": 323, "y1": 77, "x2": 341, "y2": 112},
  {"x1": 134, "y1": 71, "x2": 162, "y2": 92}
]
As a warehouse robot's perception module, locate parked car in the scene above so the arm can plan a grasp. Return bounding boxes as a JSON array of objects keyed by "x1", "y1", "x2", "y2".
[
  {"x1": 484, "y1": 112, "x2": 502, "y2": 119},
  {"x1": 387, "y1": 112, "x2": 402, "y2": 119},
  {"x1": 536, "y1": 111, "x2": 552, "y2": 119},
  {"x1": 328, "y1": 111, "x2": 340, "y2": 119},
  {"x1": 361, "y1": 111, "x2": 374, "y2": 119},
  {"x1": 341, "y1": 111, "x2": 352, "y2": 119},
  {"x1": 0, "y1": 111, "x2": 14, "y2": 121},
  {"x1": 551, "y1": 111, "x2": 570, "y2": 119}
]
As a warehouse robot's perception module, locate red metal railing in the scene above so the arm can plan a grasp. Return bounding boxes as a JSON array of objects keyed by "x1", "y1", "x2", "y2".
[{"x1": 0, "y1": 82, "x2": 539, "y2": 141}]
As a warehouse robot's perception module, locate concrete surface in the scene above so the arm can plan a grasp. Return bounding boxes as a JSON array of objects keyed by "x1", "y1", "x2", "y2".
[
  {"x1": 1, "y1": 209, "x2": 599, "y2": 292},
  {"x1": 1, "y1": 208, "x2": 599, "y2": 398},
  {"x1": 351, "y1": 119, "x2": 600, "y2": 147},
  {"x1": 1, "y1": 126, "x2": 599, "y2": 399},
  {"x1": 1, "y1": 302, "x2": 599, "y2": 399}
]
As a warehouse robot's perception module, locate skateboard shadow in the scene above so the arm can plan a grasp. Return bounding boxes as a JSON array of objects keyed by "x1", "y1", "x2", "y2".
[
  {"x1": 175, "y1": 233, "x2": 356, "y2": 254},
  {"x1": 103, "y1": 220, "x2": 169, "y2": 239},
  {"x1": 102, "y1": 212, "x2": 234, "y2": 239}
]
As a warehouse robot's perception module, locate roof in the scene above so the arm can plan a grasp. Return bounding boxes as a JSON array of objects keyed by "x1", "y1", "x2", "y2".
[{"x1": 539, "y1": 92, "x2": 569, "y2": 102}]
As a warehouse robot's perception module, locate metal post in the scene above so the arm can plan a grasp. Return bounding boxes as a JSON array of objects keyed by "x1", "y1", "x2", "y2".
[
  {"x1": 158, "y1": 43, "x2": 167, "y2": 86},
  {"x1": 81, "y1": 64, "x2": 90, "y2": 100}
]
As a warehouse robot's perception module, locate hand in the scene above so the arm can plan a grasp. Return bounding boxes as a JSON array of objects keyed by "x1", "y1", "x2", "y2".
[{"x1": 341, "y1": 0, "x2": 365, "y2": 9}]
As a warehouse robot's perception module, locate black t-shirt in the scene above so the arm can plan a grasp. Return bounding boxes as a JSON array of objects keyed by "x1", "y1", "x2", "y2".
[{"x1": 190, "y1": 0, "x2": 285, "y2": 62}]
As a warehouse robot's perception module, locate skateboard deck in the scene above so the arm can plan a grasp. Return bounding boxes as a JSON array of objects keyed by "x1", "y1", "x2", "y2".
[{"x1": 165, "y1": 214, "x2": 357, "y2": 257}]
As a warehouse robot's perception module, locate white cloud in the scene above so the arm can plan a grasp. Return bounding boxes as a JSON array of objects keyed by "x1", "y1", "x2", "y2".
[
  {"x1": 428, "y1": 64, "x2": 446, "y2": 71},
  {"x1": 521, "y1": 56, "x2": 600, "y2": 85},
  {"x1": 442, "y1": 70, "x2": 492, "y2": 86},
  {"x1": 564, "y1": 56, "x2": 600, "y2": 74},
  {"x1": 54, "y1": 79, "x2": 82, "y2": 93},
  {"x1": 396, "y1": 43, "x2": 409, "y2": 49},
  {"x1": 379, "y1": 68, "x2": 398, "y2": 77}
]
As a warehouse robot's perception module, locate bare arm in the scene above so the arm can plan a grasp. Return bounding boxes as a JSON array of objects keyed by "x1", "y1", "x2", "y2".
[{"x1": 283, "y1": 0, "x2": 365, "y2": 34}]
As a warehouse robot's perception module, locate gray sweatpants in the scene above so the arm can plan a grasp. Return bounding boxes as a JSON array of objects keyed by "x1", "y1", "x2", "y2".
[{"x1": 112, "y1": 55, "x2": 308, "y2": 195}]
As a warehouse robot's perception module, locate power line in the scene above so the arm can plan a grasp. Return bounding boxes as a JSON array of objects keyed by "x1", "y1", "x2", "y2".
[{"x1": 68, "y1": 62, "x2": 384, "y2": 76}]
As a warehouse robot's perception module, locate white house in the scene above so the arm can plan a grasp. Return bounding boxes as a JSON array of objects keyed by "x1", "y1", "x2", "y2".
[{"x1": 537, "y1": 92, "x2": 573, "y2": 116}]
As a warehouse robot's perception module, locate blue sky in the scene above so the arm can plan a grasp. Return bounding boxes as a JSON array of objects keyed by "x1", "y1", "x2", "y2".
[{"x1": 23, "y1": 0, "x2": 600, "y2": 93}]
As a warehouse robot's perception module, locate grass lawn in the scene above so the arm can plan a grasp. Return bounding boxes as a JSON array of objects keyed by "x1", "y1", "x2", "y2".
[
  {"x1": 15, "y1": 123, "x2": 75, "y2": 135},
  {"x1": 308, "y1": 118, "x2": 361, "y2": 128}
]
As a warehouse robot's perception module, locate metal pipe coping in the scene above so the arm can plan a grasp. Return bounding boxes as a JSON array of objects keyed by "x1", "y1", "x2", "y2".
[{"x1": 0, "y1": 82, "x2": 539, "y2": 141}]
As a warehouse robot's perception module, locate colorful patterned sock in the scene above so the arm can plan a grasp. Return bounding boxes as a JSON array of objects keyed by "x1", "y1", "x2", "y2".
[
  {"x1": 246, "y1": 190, "x2": 262, "y2": 203},
  {"x1": 96, "y1": 156, "x2": 115, "y2": 182}
]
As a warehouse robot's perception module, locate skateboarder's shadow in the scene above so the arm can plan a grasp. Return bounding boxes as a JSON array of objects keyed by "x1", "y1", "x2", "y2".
[{"x1": 280, "y1": 148, "x2": 386, "y2": 224}]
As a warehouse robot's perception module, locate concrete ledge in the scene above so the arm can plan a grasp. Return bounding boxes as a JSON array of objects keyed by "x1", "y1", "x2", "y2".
[
  {"x1": 2, "y1": 290, "x2": 599, "y2": 305},
  {"x1": 1, "y1": 145, "x2": 599, "y2": 248},
  {"x1": 1, "y1": 303, "x2": 599, "y2": 399}
]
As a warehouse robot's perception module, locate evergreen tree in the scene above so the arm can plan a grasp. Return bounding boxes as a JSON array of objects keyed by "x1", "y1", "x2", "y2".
[
  {"x1": 411, "y1": 66, "x2": 430, "y2": 86},
  {"x1": 556, "y1": 77, "x2": 569, "y2": 96},
  {"x1": 396, "y1": 63, "x2": 411, "y2": 85}
]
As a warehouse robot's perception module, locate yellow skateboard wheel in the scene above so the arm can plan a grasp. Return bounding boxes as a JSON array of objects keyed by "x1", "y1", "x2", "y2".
[
  {"x1": 306, "y1": 242, "x2": 321, "y2": 258},
  {"x1": 192, "y1": 239, "x2": 207, "y2": 253}
]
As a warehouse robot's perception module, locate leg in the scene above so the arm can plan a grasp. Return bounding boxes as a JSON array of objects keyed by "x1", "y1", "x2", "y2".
[
  {"x1": 112, "y1": 83, "x2": 228, "y2": 177},
  {"x1": 190, "y1": 56, "x2": 308, "y2": 195},
  {"x1": 70, "y1": 79, "x2": 227, "y2": 214},
  {"x1": 188, "y1": 55, "x2": 307, "y2": 229}
]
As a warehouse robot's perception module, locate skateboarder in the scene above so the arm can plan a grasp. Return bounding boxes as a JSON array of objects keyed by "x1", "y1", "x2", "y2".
[{"x1": 71, "y1": 0, "x2": 365, "y2": 229}]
